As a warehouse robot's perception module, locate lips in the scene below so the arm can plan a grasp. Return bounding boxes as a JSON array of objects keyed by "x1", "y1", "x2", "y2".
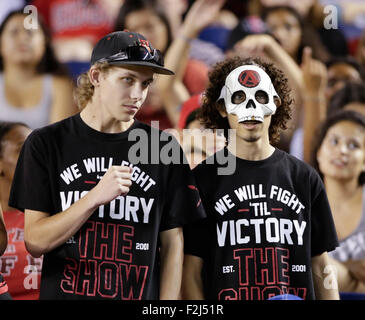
[
  {"x1": 240, "y1": 120, "x2": 262, "y2": 130},
  {"x1": 330, "y1": 158, "x2": 348, "y2": 168},
  {"x1": 123, "y1": 105, "x2": 138, "y2": 113}
]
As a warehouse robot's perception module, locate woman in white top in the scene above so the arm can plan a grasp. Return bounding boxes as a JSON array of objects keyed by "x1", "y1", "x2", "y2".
[
  {"x1": 0, "y1": 9, "x2": 77, "y2": 129},
  {"x1": 313, "y1": 110, "x2": 365, "y2": 293}
]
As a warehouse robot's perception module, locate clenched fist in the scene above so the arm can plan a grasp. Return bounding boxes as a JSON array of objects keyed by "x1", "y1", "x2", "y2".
[{"x1": 91, "y1": 166, "x2": 132, "y2": 207}]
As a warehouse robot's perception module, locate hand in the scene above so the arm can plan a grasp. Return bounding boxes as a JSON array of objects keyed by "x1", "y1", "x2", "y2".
[
  {"x1": 158, "y1": 0, "x2": 188, "y2": 21},
  {"x1": 345, "y1": 259, "x2": 365, "y2": 283},
  {"x1": 301, "y1": 46, "x2": 328, "y2": 96},
  {"x1": 180, "y1": 0, "x2": 226, "y2": 39},
  {"x1": 90, "y1": 166, "x2": 132, "y2": 207},
  {"x1": 232, "y1": 34, "x2": 276, "y2": 58}
]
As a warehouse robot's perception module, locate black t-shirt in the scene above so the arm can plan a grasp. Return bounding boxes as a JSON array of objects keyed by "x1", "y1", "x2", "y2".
[
  {"x1": 9, "y1": 114, "x2": 205, "y2": 300},
  {"x1": 0, "y1": 274, "x2": 11, "y2": 300},
  {"x1": 184, "y1": 148, "x2": 339, "y2": 300}
]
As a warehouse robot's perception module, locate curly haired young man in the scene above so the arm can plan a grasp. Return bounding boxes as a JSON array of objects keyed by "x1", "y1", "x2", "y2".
[{"x1": 182, "y1": 56, "x2": 340, "y2": 300}]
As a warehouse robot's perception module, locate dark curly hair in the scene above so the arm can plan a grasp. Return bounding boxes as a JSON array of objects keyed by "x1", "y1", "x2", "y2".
[{"x1": 198, "y1": 56, "x2": 293, "y2": 144}]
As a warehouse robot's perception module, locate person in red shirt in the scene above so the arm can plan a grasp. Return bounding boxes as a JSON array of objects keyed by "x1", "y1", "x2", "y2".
[
  {"x1": 0, "y1": 203, "x2": 11, "y2": 300},
  {"x1": 0, "y1": 121, "x2": 42, "y2": 300},
  {"x1": 31, "y1": 0, "x2": 119, "y2": 63}
]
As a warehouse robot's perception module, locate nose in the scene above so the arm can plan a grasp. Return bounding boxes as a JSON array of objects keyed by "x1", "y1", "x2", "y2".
[
  {"x1": 15, "y1": 28, "x2": 31, "y2": 41},
  {"x1": 275, "y1": 27, "x2": 287, "y2": 44},
  {"x1": 246, "y1": 99, "x2": 256, "y2": 109},
  {"x1": 337, "y1": 142, "x2": 348, "y2": 155},
  {"x1": 129, "y1": 82, "x2": 144, "y2": 101}
]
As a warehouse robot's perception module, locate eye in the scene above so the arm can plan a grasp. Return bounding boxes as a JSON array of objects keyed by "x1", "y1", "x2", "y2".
[
  {"x1": 348, "y1": 140, "x2": 360, "y2": 150},
  {"x1": 142, "y1": 79, "x2": 154, "y2": 88},
  {"x1": 255, "y1": 90, "x2": 269, "y2": 104},
  {"x1": 329, "y1": 136, "x2": 338, "y2": 146},
  {"x1": 26, "y1": 29, "x2": 35, "y2": 37},
  {"x1": 121, "y1": 77, "x2": 133, "y2": 84},
  {"x1": 284, "y1": 23, "x2": 293, "y2": 31},
  {"x1": 231, "y1": 91, "x2": 246, "y2": 104}
]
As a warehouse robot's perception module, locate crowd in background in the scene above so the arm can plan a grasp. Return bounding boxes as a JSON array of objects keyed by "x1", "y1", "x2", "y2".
[{"x1": 1, "y1": 0, "x2": 365, "y2": 300}]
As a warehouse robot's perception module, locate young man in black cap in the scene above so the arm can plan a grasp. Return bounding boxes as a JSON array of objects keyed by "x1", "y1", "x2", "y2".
[{"x1": 9, "y1": 31, "x2": 205, "y2": 300}]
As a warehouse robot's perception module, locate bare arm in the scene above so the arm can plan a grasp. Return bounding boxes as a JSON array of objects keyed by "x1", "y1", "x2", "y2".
[
  {"x1": 157, "y1": 0, "x2": 226, "y2": 127},
  {"x1": 49, "y1": 76, "x2": 78, "y2": 124},
  {"x1": 328, "y1": 255, "x2": 365, "y2": 293},
  {"x1": 311, "y1": 252, "x2": 340, "y2": 300},
  {"x1": 24, "y1": 166, "x2": 132, "y2": 257},
  {"x1": 344, "y1": 259, "x2": 365, "y2": 284},
  {"x1": 301, "y1": 47, "x2": 328, "y2": 163},
  {"x1": 0, "y1": 205, "x2": 7, "y2": 256},
  {"x1": 233, "y1": 34, "x2": 304, "y2": 101},
  {"x1": 159, "y1": 227, "x2": 184, "y2": 300},
  {"x1": 181, "y1": 254, "x2": 204, "y2": 299}
]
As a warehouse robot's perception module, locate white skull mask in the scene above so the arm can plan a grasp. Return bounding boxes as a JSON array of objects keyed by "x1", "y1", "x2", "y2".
[{"x1": 218, "y1": 65, "x2": 280, "y2": 123}]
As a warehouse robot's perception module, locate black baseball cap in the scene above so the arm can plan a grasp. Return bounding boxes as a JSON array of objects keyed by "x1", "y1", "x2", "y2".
[{"x1": 90, "y1": 31, "x2": 174, "y2": 75}]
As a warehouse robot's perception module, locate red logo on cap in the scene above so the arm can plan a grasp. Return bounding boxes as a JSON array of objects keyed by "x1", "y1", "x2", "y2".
[
  {"x1": 139, "y1": 39, "x2": 151, "y2": 52},
  {"x1": 238, "y1": 70, "x2": 261, "y2": 88}
]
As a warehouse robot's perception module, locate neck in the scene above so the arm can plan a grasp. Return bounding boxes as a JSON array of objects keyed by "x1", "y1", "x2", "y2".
[
  {"x1": 81, "y1": 97, "x2": 134, "y2": 134},
  {"x1": 227, "y1": 135, "x2": 275, "y2": 161},
  {"x1": 4, "y1": 62, "x2": 38, "y2": 83},
  {"x1": 324, "y1": 176, "x2": 362, "y2": 202},
  {"x1": 0, "y1": 180, "x2": 11, "y2": 212}
]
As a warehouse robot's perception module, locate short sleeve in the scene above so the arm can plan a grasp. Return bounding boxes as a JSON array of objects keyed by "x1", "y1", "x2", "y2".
[
  {"x1": 310, "y1": 170, "x2": 339, "y2": 257},
  {"x1": 184, "y1": 217, "x2": 210, "y2": 259},
  {"x1": 184, "y1": 164, "x2": 213, "y2": 259},
  {"x1": 159, "y1": 140, "x2": 206, "y2": 232},
  {"x1": 8, "y1": 130, "x2": 54, "y2": 214}
]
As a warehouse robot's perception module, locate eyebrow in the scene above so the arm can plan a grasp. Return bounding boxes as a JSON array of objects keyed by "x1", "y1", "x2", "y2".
[{"x1": 121, "y1": 72, "x2": 154, "y2": 82}]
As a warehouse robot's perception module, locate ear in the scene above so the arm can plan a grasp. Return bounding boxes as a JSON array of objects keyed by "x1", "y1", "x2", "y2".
[
  {"x1": 88, "y1": 66, "x2": 102, "y2": 87},
  {"x1": 274, "y1": 95, "x2": 282, "y2": 108},
  {"x1": 0, "y1": 159, "x2": 4, "y2": 177},
  {"x1": 217, "y1": 101, "x2": 227, "y2": 118}
]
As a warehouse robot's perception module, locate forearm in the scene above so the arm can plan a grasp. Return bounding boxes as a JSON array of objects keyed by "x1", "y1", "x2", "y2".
[
  {"x1": 25, "y1": 189, "x2": 100, "y2": 257},
  {"x1": 25, "y1": 165, "x2": 132, "y2": 257},
  {"x1": 159, "y1": 228, "x2": 184, "y2": 300},
  {"x1": 181, "y1": 255, "x2": 204, "y2": 300},
  {"x1": 331, "y1": 257, "x2": 365, "y2": 292},
  {"x1": 267, "y1": 40, "x2": 303, "y2": 96},
  {"x1": 312, "y1": 252, "x2": 340, "y2": 300},
  {"x1": 303, "y1": 96, "x2": 327, "y2": 163},
  {"x1": 157, "y1": 24, "x2": 194, "y2": 94}
]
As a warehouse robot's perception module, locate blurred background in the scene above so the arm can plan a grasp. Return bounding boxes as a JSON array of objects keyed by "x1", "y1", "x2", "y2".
[{"x1": 1, "y1": 0, "x2": 365, "y2": 300}]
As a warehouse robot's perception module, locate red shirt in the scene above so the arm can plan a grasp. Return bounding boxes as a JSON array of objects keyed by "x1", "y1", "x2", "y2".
[
  {"x1": 32, "y1": 0, "x2": 113, "y2": 42},
  {"x1": 0, "y1": 210, "x2": 42, "y2": 300}
]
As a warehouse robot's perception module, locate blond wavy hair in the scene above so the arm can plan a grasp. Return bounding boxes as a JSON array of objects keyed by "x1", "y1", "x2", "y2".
[{"x1": 74, "y1": 62, "x2": 113, "y2": 110}]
